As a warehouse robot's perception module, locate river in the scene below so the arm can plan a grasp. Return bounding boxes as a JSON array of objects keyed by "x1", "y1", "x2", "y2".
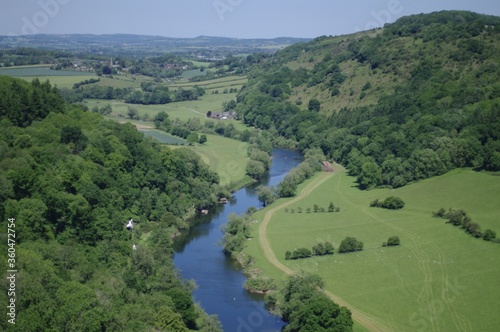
[{"x1": 173, "y1": 148, "x2": 303, "y2": 332}]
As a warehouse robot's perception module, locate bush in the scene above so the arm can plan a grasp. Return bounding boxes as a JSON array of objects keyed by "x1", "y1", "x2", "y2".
[
  {"x1": 370, "y1": 196, "x2": 405, "y2": 209},
  {"x1": 243, "y1": 276, "x2": 276, "y2": 293},
  {"x1": 338, "y1": 237, "x2": 363, "y2": 253},
  {"x1": 386, "y1": 236, "x2": 400, "y2": 246},
  {"x1": 383, "y1": 196, "x2": 405, "y2": 209},
  {"x1": 483, "y1": 229, "x2": 497, "y2": 241},
  {"x1": 312, "y1": 242, "x2": 334, "y2": 256},
  {"x1": 289, "y1": 247, "x2": 312, "y2": 260}
]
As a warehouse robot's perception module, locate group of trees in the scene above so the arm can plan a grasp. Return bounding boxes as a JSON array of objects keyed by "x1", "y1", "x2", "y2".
[
  {"x1": 60, "y1": 81, "x2": 205, "y2": 105},
  {"x1": 73, "y1": 78, "x2": 100, "y2": 89},
  {"x1": 285, "y1": 201, "x2": 341, "y2": 213},
  {"x1": 277, "y1": 149, "x2": 324, "y2": 197},
  {"x1": 285, "y1": 242, "x2": 335, "y2": 260},
  {"x1": 0, "y1": 76, "x2": 223, "y2": 331},
  {"x1": 221, "y1": 214, "x2": 251, "y2": 255},
  {"x1": 284, "y1": 237, "x2": 367, "y2": 259},
  {"x1": 245, "y1": 134, "x2": 273, "y2": 180},
  {"x1": 370, "y1": 196, "x2": 405, "y2": 210},
  {"x1": 433, "y1": 208, "x2": 497, "y2": 241},
  {"x1": 266, "y1": 272, "x2": 353, "y2": 332}
]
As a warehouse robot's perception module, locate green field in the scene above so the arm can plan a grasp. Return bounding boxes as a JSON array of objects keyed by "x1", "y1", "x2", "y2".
[
  {"x1": 244, "y1": 167, "x2": 500, "y2": 332},
  {"x1": 0, "y1": 65, "x2": 97, "y2": 88},
  {"x1": 171, "y1": 133, "x2": 252, "y2": 188},
  {"x1": 140, "y1": 129, "x2": 187, "y2": 145}
]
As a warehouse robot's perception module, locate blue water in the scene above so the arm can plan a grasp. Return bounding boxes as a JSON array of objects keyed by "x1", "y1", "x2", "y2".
[{"x1": 173, "y1": 148, "x2": 303, "y2": 332}]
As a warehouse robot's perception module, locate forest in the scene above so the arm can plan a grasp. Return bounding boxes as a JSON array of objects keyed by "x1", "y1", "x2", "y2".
[
  {"x1": 0, "y1": 75, "x2": 224, "y2": 331},
  {"x1": 235, "y1": 11, "x2": 500, "y2": 189}
]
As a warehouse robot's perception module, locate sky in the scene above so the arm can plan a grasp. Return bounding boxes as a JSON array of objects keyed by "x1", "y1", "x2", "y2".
[{"x1": 1, "y1": 0, "x2": 500, "y2": 39}]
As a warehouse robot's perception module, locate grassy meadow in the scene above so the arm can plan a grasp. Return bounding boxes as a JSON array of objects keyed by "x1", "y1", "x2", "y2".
[
  {"x1": 170, "y1": 133, "x2": 252, "y2": 188},
  {"x1": 0, "y1": 65, "x2": 97, "y2": 88},
  {"x1": 244, "y1": 167, "x2": 500, "y2": 332}
]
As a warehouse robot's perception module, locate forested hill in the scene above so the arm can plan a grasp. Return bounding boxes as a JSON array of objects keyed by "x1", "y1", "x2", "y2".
[
  {"x1": 236, "y1": 10, "x2": 500, "y2": 188},
  {"x1": 0, "y1": 76, "x2": 223, "y2": 331}
]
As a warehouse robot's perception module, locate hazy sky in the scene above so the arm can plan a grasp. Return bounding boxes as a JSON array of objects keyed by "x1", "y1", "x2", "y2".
[{"x1": 2, "y1": 0, "x2": 500, "y2": 38}]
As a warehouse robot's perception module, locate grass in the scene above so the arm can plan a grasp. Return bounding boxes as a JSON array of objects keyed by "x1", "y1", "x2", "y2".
[
  {"x1": 244, "y1": 167, "x2": 500, "y2": 332},
  {"x1": 140, "y1": 129, "x2": 187, "y2": 145},
  {"x1": 171, "y1": 133, "x2": 252, "y2": 188}
]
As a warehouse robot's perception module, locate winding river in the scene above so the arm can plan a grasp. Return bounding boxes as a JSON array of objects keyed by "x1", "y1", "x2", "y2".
[{"x1": 173, "y1": 148, "x2": 303, "y2": 332}]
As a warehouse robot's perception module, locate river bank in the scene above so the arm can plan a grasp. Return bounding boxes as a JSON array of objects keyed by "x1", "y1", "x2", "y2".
[{"x1": 173, "y1": 148, "x2": 303, "y2": 331}]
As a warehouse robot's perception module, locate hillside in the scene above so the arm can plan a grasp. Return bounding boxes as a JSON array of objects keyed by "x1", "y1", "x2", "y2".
[
  {"x1": 0, "y1": 76, "x2": 224, "y2": 331},
  {"x1": 236, "y1": 10, "x2": 500, "y2": 188}
]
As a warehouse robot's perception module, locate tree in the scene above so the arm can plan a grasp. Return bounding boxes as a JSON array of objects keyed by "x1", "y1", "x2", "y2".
[
  {"x1": 127, "y1": 106, "x2": 139, "y2": 120},
  {"x1": 246, "y1": 160, "x2": 266, "y2": 179},
  {"x1": 285, "y1": 296, "x2": 353, "y2": 332},
  {"x1": 358, "y1": 162, "x2": 382, "y2": 189},
  {"x1": 382, "y1": 196, "x2": 405, "y2": 210},
  {"x1": 256, "y1": 186, "x2": 276, "y2": 206},
  {"x1": 386, "y1": 236, "x2": 400, "y2": 246},
  {"x1": 186, "y1": 132, "x2": 199, "y2": 145},
  {"x1": 198, "y1": 134, "x2": 207, "y2": 144},
  {"x1": 483, "y1": 229, "x2": 496, "y2": 241},
  {"x1": 338, "y1": 236, "x2": 363, "y2": 253},
  {"x1": 308, "y1": 98, "x2": 321, "y2": 112}
]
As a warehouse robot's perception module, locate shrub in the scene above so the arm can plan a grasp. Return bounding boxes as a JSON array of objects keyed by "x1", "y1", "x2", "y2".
[
  {"x1": 370, "y1": 196, "x2": 405, "y2": 210},
  {"x1": 338, "y1": 237, "x2": 363, "y2": 253},
  {"x1": 386, "y1": 236, "x2": 400, "y2": 246},
  {"x1": 382, "y1": 196, "x2": 405, "y2": 210},
  {"x1": 312, "y1": 242, "x2": 335, "y2": 256},
  {"x1": 483, "y1": 229, "x2": 497, "y2": 241},
  {"x1": 289, "y1": 247, "x2": 312, "y2": 260}
]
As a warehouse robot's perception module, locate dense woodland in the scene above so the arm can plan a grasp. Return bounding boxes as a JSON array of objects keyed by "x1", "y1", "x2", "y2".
[
  {"x1": 235, "y1": 11, "x2": 500, "y2": 189},
  {"x1": 0, "y1": 76, "x2": 223, "y2": 331}
]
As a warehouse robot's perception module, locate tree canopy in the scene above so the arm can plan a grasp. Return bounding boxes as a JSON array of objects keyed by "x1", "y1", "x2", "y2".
[{"x1": 0, "y1": 76, "x2": 222, "y2": 331}]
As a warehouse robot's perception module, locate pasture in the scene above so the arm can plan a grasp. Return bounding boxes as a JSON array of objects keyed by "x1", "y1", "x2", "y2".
[
  {"x1": 244, "y1": 167, "x2": 500, "y2": 332},
  {"x1": 0, "y1": 65, "x2": 97, "y2": 88},
  {"x1": 139, "y1": 129, "x2": 187, "y2": 145},
  {"x1": 171, "y1": 133, "x2": 252, "y2": 188}
]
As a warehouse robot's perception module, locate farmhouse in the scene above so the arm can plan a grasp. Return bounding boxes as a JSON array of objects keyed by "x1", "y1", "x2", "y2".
[{"x1": 209, "y1": 111, "x2": 236, "y2": 120}]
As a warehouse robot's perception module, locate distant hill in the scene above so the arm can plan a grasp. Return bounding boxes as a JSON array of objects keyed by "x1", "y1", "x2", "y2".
[
  {"x1": 236, "y1": 10, "x2": 500, "y2": 188},
  {"x1": 0, "y1": 33, "x2": 311, "y2": 58}
]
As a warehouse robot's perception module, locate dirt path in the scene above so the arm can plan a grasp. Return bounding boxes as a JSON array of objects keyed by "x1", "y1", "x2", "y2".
[{"x1": 258, "y1": 171, "x2": 391, "y2": 332}]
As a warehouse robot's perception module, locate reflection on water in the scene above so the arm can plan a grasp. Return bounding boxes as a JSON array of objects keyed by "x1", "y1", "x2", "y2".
[{"x1": 173, "y1": 148, "x2": 303, "y2": 332}]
